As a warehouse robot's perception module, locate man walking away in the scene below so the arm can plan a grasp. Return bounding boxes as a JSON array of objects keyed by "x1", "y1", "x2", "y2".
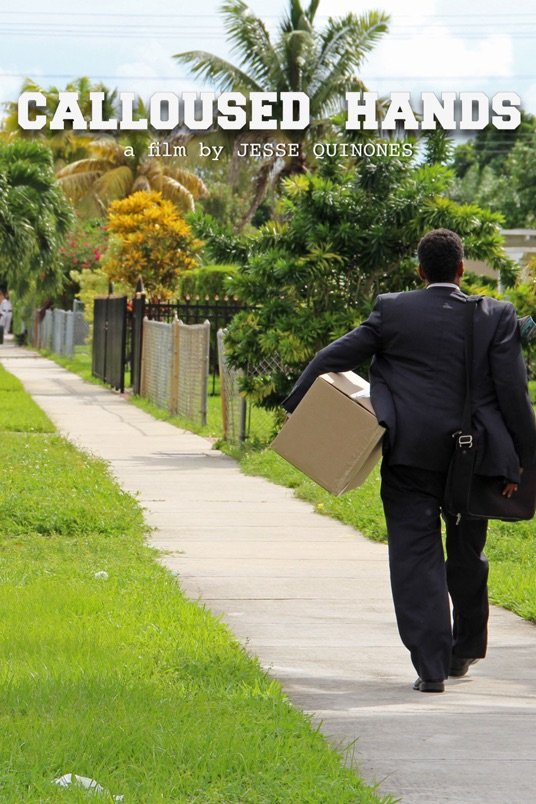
[{"x1": 282, "y1": 229, "x2": 536, "y2": 692}]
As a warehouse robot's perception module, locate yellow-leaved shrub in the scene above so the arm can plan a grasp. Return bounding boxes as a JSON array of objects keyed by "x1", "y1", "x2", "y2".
[{"x1": 102, "y1": 191, "x2": 202, "y2": 299}]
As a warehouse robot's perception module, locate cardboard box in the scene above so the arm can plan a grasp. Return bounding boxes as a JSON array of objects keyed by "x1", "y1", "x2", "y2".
[{"x1": 271, "y1": 371, "x2": 386, "y2": 496}]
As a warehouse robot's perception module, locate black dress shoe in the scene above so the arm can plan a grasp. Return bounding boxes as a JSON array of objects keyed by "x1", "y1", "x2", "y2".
[
  {"x1": 449, "y1": 657, "x2": 479, "y2": 678},
  {"x1": 413, "y1": 677, "x2": 445, "y2": 693}
]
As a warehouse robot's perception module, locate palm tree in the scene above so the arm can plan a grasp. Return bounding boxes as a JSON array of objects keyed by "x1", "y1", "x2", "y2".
[
  {"x1": 5, "y1": 80, "x2": 207, "y2": 215},
  {"x1": 2, "y1": 77, "x2": 118, "y2": 168},
  {"x1": 175, "y1": 0, "x2": 389, "y2": 226},
  {"x1": 0, "y1": 140, "x2": 73, "y2": 297},
  {"x1": 56, "y1": 132, "x2": 208, "y2": 215},
  {"x1": 57, "y1": 125, "x2": 207, "y2": 214}
]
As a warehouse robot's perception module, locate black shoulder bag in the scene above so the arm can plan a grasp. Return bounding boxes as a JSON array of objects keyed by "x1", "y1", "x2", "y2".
[{"x1": 443, "y1": 298, "x2": 536, "y2": 523}]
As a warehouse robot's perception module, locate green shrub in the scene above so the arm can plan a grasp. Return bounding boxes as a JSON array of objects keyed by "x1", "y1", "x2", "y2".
[
  {"x1": 178, "y1": 263, "x2": 240, "y2": 298},
  {"x1": 222, "y1": 157, "x2": 517, "y2": 410}
]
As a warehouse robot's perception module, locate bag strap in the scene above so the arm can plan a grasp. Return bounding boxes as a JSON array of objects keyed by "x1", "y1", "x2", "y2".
[{"x1": 460, "y1": 297, "x2": 482, "y2": 438}]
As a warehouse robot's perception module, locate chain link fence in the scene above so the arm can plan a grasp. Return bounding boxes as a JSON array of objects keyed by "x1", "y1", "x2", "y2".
[
  {"x1": 174, "y1": 320, "x2": 210, "y2": 424},
  {"x1": 140, "y1": 320, "x2": 172, "y2": 410},
  {"x1": 217, "y1": 329, "x2": 247, "y2": 444},
  {"x1": 140, "y1": 318, "x2": 210, "y2": 426},
  {"x1": 33, "y1": 308, "x2": 89, "y2": 357}
]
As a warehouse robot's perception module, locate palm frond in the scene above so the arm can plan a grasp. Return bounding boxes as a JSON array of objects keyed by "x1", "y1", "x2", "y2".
[
  {"x1": 93, "y1": 165, "x2": 134, "y2": 204},
  {"x1": 280, "y1": 0, "x2": 312, "y2": 35},
  {"x1": 315, "y1": 11, "x2": 389, "y2": 79},
  {"x1": 163, "y1": 167, "x2": 208, "y2": 198},
  {"x1": 56, "y1": 158, "x2": 116, "y2": 177},
  {"x1": 88, "y1": 138, "x2": 127, "y2": 163},
  {"x1": 310, "y1": 75, "x2": 369, "y2": 120},
  {"x1": 160, "y1": 175, "x2": 195, "y2": 211},
  {"x1": 138, "y1": 160, "x2": 163, "y2": 183},
  {"x1": 221, "y1": 0, "x2": 286, "y2": 88},
  {"x1": 57, "y1": 171, "x2": 104, "y2": 201},
  {"x1": 306, "y1": 0, "x2": 320, "y2": 23},
  {"x1": 47, "y1": 130, "x2": 93, "y2": 152},
  {"x1": 309, "y1": 12, "x2": 389, "y2": 112},
  {"x1": 132, "y1": 174, "x2": 152, "y2": 193},
  {"x1": 279, "y1": 29, "x2": 315, "y2": 91},
  {"x1": 174, "y1": 50, "x2": 263, "y2": 93}
]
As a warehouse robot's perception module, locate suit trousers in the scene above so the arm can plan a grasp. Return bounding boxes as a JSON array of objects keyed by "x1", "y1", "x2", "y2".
[{"x1": 380, "y1": 461, "x2": 489, "y2": 682}]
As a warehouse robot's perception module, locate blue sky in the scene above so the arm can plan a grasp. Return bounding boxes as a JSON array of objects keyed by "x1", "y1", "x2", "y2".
[{"x1": 1, "y1": 0, "x2": 535, "y2": 119}]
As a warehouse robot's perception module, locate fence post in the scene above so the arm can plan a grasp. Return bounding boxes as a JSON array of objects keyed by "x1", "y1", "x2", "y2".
[
  {"x1": 65, "y1": 311, "x2": 74, "y2": 356},
  {"x1": 52, "y1": 310, "x2": 61, "y2": 354},
  {"x1": 169, "y1": 318, "x2": 180, "y2": 415},
  {"x1": 200, "y1": 320, "x2": 210, "y2": 426},
  {"x1": 131, "y1": 290, "x2": 146, "y2": 395},
  {"x1": 217, "y1": 328, "x2": 247, "y2": 443},
  {"x1": 139, "y1": 316, "x2": 148, "y2": 398}
]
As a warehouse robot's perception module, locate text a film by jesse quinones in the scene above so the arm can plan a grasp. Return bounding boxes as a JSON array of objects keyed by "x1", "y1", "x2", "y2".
[
  {"x1": 17, "y1": 90, "x2": 522, "y2": 133},
  {"x1": 146, "y1": 140, "x2": 417, "y2": 160}
]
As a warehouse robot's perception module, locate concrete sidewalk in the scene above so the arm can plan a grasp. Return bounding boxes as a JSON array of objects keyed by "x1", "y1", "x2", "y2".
[{"x1": 2, "y1": 342, "x2": 536, "y2": 803}]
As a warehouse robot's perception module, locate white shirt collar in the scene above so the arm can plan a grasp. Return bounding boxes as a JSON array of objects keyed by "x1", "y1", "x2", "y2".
[{"x1": 426, "y1": 282, "x2": 460, "y2": 290}]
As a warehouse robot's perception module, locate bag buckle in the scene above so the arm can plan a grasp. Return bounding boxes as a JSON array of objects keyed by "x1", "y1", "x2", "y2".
[{"x1": 458, "y1": 434, "x2": 473, "y2": 448}]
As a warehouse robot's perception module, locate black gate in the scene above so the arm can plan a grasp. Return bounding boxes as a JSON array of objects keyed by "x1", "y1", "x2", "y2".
[{"x1": 92, "y1": 296, "x2": 128, "y2": 392}]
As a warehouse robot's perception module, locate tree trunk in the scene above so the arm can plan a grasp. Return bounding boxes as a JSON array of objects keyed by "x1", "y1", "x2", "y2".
[{"x1": 235, "y1": 145, "x2": 307, "y2": 231}]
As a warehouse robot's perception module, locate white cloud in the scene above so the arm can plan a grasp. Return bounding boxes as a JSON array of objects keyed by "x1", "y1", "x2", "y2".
[
  {"x1": 114, "y1": 40, "x2": 203, "y2": 100},
  {"x1": 520, "y1": 82, "x2": 536, "y2": 114},
  {"x1": 360, "y1": 27, "x2": 514, "y2": 96},
  {"x1": 319, "y1": 0, "x2": 437, "y2": 23},
  {"x1": 0, "y1": 68, "x2": 39, "y2": 118},
  {"x1": 311, "y1": 0, "x2": 516, "y2": 96}
]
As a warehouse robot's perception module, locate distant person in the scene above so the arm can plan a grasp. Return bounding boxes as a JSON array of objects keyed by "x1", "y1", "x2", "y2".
[
  {"x1": 0, "y1": 290, "x2": 12, "y2": 343},
  {"x1": 283, "y1": 229, "x2": 536, "y2": 693}
]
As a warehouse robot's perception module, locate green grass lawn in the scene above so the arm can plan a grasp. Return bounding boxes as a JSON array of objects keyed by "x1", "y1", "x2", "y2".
[{"x1": 0, "y1": 364, "x2": 390, "y2": 803}]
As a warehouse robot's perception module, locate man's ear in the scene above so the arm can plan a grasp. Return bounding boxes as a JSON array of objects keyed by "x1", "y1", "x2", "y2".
[
  {"x1": 418, "y1": 265, "x2": 427, "y2": 282},
  {"x1": 457, "y1": 260, "x2": 465, "y2": 279}
]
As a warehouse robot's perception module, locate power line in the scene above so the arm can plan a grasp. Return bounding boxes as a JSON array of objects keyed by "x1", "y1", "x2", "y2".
[
  {"x1": 2, "y1": 30, "x2": 536, "y2": 40},
  {"x1": 1, "y1": 19, "x2": 536, "y2": 33},
  {"x1": 2, "y1": 72, "x2": 533, "y2": 81},
  {"x1": 1, "y1": 18, "x2": 535, "y2": 28},
  {"x1": 2, "y1": 9, "x2": 536, "y2": 17}
]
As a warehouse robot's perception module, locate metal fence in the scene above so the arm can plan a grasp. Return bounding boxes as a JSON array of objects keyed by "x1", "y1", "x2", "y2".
[
  {"x1": 140, "y1": 318, "x2": 210, "y2": 426},
  {"x1": 92, "y1": 296, "x2": 128, "y2": 392},
  {"x1": 217, "y1": 328, "x2": 247, "y2": 444},
  {"x1": 140, "y1": 320, "x2": 172, "y2": 410},
  {"x1": 175, "y1": 320, "x2": 210, "y2": 423},
  {"x1": 142, "y1": 297, "x2": 246, "y2": 390},
  {"x1": 33, "y1": 308, "x2": 89, "y2": 357}
]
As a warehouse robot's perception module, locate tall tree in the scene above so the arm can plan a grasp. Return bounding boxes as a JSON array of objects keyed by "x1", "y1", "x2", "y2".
[
  {"x1": 452, "y1": 112, "x2": 535, "y2": 178},
  {"x1": 175, "y1": 0, "x2": 389, "y2": 226},
  {"x1": 2, "y1": 77, "x2": 118, "y2": 167},
  {"x1": 0, "y1": 140, "x2": 73, "y2": 298},
  {"x1": 2, "y1": 79, "x2": 207, "y2": 216},
  {"x1": 451, "y1": 116, "x2": 536, "y2": 228},
  {"x1": 207, "y1": 153, "x2": 517, "y2": 410}
]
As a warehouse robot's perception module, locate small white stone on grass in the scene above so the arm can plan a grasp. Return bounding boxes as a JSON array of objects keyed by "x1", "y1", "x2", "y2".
[{"x1": 94, "y1": 571, "x2": 109, "y2": 580}]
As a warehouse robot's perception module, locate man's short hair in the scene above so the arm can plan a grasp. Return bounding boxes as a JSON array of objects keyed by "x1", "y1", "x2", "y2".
[{"x1": 417, "y1": 229, "x2": 464, "y2": 283}]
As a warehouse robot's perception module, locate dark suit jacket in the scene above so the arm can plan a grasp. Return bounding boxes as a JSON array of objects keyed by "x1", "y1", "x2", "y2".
[{"x1": 282, "y1": 287, "x2": 536, "y2": 483}]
